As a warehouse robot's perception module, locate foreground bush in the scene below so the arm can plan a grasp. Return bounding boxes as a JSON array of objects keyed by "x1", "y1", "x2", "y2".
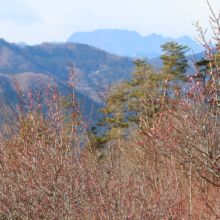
[{"x1": 1, "y1": 1, "x2": 220, "y2": 219}]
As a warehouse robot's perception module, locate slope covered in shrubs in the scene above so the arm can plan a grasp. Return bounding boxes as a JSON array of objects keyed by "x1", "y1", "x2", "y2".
[{"x1": 1, "y1": 1, "x2": 220, "y2": 219}]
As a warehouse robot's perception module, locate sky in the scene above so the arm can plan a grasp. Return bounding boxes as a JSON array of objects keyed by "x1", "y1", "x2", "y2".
[{"x1": 0, "y1": 0, "x2": 219, "y2": 45}]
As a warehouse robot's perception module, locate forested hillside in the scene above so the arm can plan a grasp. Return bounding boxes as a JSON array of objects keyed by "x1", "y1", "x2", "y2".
[
  {"x1": 0, "y1": 37, "x2": 204, "y2": 104},
  {"x1": 0, "y1": 38, "x2": 135, "y2": 102}
]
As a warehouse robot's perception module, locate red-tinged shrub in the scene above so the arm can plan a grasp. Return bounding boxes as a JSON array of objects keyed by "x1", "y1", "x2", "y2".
[
  {"x1": 0, "y1": 1, "x2": 220, "y2": 219},
  {"x1": 131, "y1": 2, "x2": 220, "y2": 217}
]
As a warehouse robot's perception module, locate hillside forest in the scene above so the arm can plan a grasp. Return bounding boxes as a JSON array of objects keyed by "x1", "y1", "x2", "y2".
[{"x1": 1, "y1": 1, "x2": 220, "y2": 219}]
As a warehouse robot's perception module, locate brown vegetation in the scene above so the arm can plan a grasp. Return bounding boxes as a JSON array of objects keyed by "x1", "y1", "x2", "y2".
[{"x1": 0, "y1": 1, "x2": 220, "y2": 219}]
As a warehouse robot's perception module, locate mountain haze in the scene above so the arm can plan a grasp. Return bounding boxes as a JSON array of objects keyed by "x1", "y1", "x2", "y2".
[
  {"x1": 0, "y1": 38, "x2": 135, "y2": 103},
  {"x1": 67, "y1": 29, "x2": 204, "y2": 59},
  {"x1": 0, "y1": 36, "x2": 206, "y2": 113}
]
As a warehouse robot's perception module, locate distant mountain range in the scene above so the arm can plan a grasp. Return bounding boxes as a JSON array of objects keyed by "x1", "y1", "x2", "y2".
[
  {"x1": 66, "y1": 29, "x2": 204, "y2": 59},
  {"x1": 0, "y1": 38, "x2": 135, "y2": 108},
  {"x1": 16, "y1": 29, "x2": 204, "y2": 59},
  {"x1": 2, "y1": 33, "x2": 205, "y2": 115},
  {"x1": 17, "y1": 41, "x2": 28, "y2": 46}
]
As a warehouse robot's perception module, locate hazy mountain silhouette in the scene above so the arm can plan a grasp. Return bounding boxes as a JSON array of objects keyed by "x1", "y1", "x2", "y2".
[
  {"x1": 0, "y1": 36, "x2": 206, "y2": 124},
  {"x1": 67, "y1": 29, "x2": 204, "y2": 59},
  {"x1": 0, "y1": 36, "x2": 206, "y2": 109},
  {"x1": 17, "y1": 41, "x2": 28, "y2": 46},
  {"x1": 0, "y1": 38, "x2": 135, "y2": 103}
]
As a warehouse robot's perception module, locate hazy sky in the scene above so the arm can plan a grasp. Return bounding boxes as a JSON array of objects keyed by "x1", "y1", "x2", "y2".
[{"x1": 0, "y1": 0, "x2": 219, "y2": 45}]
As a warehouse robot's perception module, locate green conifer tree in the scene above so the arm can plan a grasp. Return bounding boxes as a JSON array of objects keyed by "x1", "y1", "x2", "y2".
[
  {"x1": 194, "y1": 46, "x2": 220, "y2": 103},
  {"x1": 112, "y1": 58, "x2": 163, "y2": 128},
  {"x1": 87, "y1": 87, "x2": 129, "y2": 164},
  {"x1": 160, "y1": 41, "x2": 190, "y2": 103}
]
